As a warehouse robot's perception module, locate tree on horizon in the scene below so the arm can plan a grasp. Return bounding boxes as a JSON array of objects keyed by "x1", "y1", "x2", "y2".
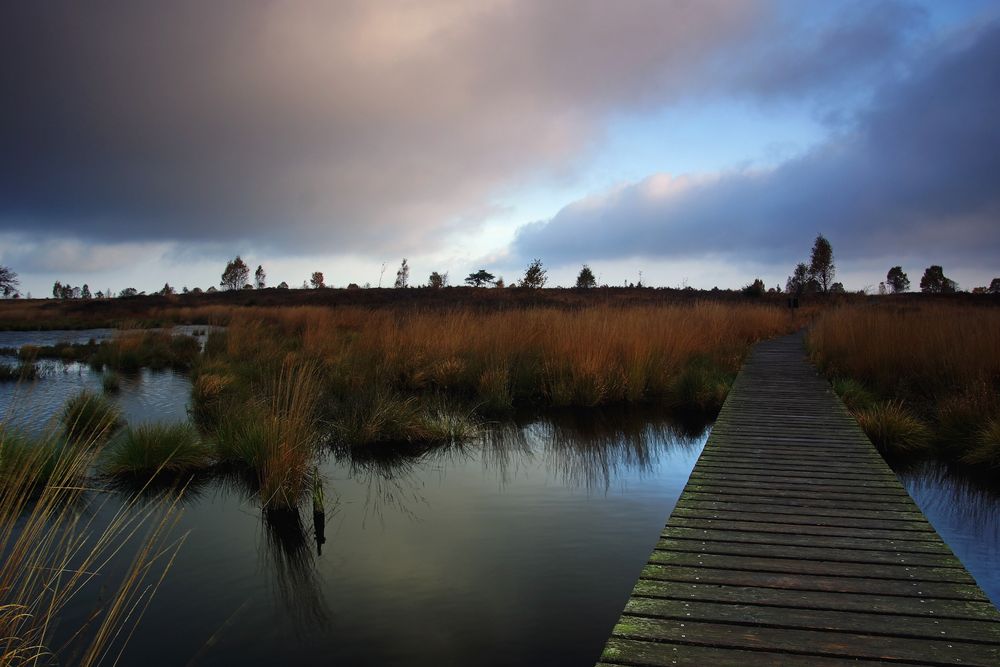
[
  {"x1": 920, "y1": 265, "x2": 957, "y2": 293},
  {"x1": 808, "y1": 235, "x2": 835, "y2": 293},
  {"x1": 520, "y1": 259, "x2": 547, "y2": 289},
  {"x1": 255, "y1": 264, "x2": 266, "y2": 289},
  {"x1": 221, "y1": 256, "x2": 250, "y2": 290},
  {"x1": 576, "y1": 264, "x2": 596, "y2": 289},
  {"x1": 886, "y1": 266, "x2": 909, "y2": 293},
  {"x1": 394, "y1": 259, "x2": 410, "y2": 288},
  {"x1": 465, "y1": 269, "x2": 495, "y2": 287},
  {"x1": 0, "y1": 265, "x2": 18, "y2": 297},
  {"x1": 310, "y1": 271, "x2": 325, "y2": 289},
  {"x1": 428, "y1": 271, "x2": 448, "y2": 288},
  {"x1": 785, "y1": 263, "x2": 811, "y2": 296}
]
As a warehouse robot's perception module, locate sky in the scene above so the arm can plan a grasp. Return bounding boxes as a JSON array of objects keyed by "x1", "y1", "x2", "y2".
[{"x1": 1, "y1": 0, "x2": 999, "y2": 296}]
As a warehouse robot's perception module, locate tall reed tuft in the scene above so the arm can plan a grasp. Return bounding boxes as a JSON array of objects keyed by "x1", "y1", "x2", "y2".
[{"x1": 211, "y1": 360, "x2": 321, "y2": 510}]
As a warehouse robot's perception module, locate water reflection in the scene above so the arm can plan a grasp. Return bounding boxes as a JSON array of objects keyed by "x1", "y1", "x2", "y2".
[
  {"x1": 527, "y1": 408, "x2": 707, "y2": 491},
  {"x1": 894, "y1": 459, "x2": 1000, "y2": 606},
  {"x1": 260, "y1": 507, "x2": 330, "y2": 634},
  {"x1": 0, "y1": 364, "x2": 192, "y2": 432},
  {"x1": 331, "y1": 408, "x2": 709, "y2": 523}
]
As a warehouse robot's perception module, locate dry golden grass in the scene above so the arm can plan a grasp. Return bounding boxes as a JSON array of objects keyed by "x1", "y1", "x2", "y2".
[
  {"x1": 809, "y1": 303, "x2": 1000, "y2": 395},
  {"x1": 0, "y1": 425, "x2": 184, "y2": 665},
  {"x1": 217, "y1": 302, "x2": 799, "y2": 409},
  {"x1": 810, "y1": 302, "x2": 1000, "y2": 460}
]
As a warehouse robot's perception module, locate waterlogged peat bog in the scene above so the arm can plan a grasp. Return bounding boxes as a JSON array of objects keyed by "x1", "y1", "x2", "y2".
[
  {"x1": 0, "y1": 358, "x2": 708, "y2": 665},
  {"x1": 2, "y1": 299, "x2": 999, "y2": 664}
]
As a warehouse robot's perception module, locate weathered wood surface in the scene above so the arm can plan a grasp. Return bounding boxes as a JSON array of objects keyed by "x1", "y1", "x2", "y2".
[{"x1": 598, "y1": 332, "x2": 1000, "y2": 666}]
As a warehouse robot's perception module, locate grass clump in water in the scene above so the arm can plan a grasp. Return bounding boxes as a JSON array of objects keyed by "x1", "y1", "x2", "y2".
[
  {"x1": 91, "y1": 331, "x2": 201, "y2": 371},
  {"x1": 61, "y1": 390, "x2": 122, "y2": 444},
  {"x1": 332, "y1": 391, "x2": 480, "y2": 446},
  {"x1": 209, "y1": 360, "x2": 321, "y2": 510},
  {"x1": 102, "y1": 371, "x2": 121, "y2": 393},
  {"x1": 854, "y1": 400, "x2": 931, "y2": 455},
  {"x1": 0, "y1": 429, "x2": 65, "y2": 490},
  {"x1": 101, "y1": 422, "x2": 213, "y2": 478}
]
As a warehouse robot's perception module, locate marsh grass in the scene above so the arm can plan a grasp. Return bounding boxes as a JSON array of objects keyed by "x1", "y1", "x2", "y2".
[
  {"x1": 831, "y1": 377, "x2": 877, "y2": 412},
  {"x1": 213, "y1": 301, "x2": 792, "y2": 408},
  {"x1": 62, "y1": 390, "x2": 123, "y2": 444},
  {"x1": 102, "y1": 423, "x2": 213, "y2": 478},
  {"x1": 854, "y1": 401, "x2": 932, "y2": 455},
  {"x1": 91, "y1": 331, "x2": 200, "y2": 371},
  {"x1": 0, "y1": 419, "x2": 185, "y2": 664},
  {"x1": 810, "y1": 303, "x2": 1000, "y2": 462}
]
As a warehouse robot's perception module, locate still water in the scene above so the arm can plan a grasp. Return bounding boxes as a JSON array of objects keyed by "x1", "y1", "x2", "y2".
[
  {"x1": 2, "y1": 329, "x2": 1000, "y2": 664},
  {"x1": 2, "y1": 330, "x2": 707, "y2": 665}
]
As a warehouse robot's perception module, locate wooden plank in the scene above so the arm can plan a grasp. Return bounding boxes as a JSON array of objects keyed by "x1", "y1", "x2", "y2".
[
  {"x1": 689, "y1": 470, "x2": 902, "y2": 488},
  {"x1": 640, "y1": 564, "x2": 989, "y2": 600},
  {"x1": 670, "y1": 507, "x2": 936, "y2": 532},
  {"x1": 624, "y1": 597, "x2": 1000, "y2": 644},
  {"x1": 680, "y1": 490, "x2": 922, "y2": 512},
  {"x1": 631, "y1": 579, "x2": 1000, "y2": 621},
  {"x1": 612, "y1": 616, "x2": 1000, "y2": 666},
  {"x1": 674, "y1": 498, "x2": 931, "y2": 522},
  {"x1": 661, "y1": 526, "x2": 952, "y2": 554},
  {"x1": 686, "y1": 476, "x2": 911, "y2": 495},
  {"x1": 599, "y1": 638, "x2": 922, "y2": 666},
  {"x1": 692, "y1": 460, "x2": 899, "y2": 479},
  {"x1": 669, "y1": 516, "x2": 942, "y2": 541},
  {"x1": 648, "y1": 550, "x2": 977, "y2": 584}
]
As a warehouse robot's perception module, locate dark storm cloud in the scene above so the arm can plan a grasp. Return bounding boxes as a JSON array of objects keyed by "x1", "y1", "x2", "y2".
[
  {"x1": 513, "y1": 21, "x2": 1000, "y2": 269},
  {"x1": 0, "y1": 1, "x2": 926, "y2": 255}
]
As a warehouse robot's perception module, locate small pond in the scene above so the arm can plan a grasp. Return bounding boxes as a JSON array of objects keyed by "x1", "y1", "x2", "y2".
[{"x1": 2, "y1": 329, "x2": 999, "y2": 664}]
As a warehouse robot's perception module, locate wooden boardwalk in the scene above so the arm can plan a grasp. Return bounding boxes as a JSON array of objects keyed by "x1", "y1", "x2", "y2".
[{"x1": 598, "y1": 333, "x2": 1000, "y2": 666}]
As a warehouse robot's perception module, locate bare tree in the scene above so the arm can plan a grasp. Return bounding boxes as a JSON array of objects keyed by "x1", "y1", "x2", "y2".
[{"x1": 255, "y1": 264, "x2": 267, "y2": 289}]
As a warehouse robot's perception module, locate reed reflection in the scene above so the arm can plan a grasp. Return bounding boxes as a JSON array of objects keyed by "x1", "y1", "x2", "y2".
[
  {"x1": 479, "y1": 408, "x2": 708, "y2": 492},
  {"x1": 896, "y1": 460, "x2": 1000, "y2": 541},
  {"x1": 340, "y1": 407, "x2": 710, "y2": 504},
  {"x1": 259, "y1": 506, "x2": 330, "y2": 634}
]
